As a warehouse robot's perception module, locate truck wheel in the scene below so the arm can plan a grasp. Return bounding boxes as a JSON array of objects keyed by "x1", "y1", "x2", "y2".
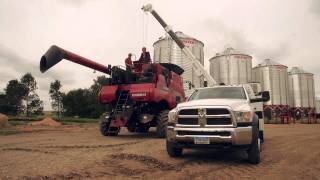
[
  {"x1": 247, "y1": 126, "x2": 261, "y2": 164},
  {"x1": 100, "y1": 120, "x2": 120, "y2": 136},
  {"x1": 156, "y1": 110, "x2": 169, "y2": 138},
  {"x1": 259, "y1": 131, "x2": 264, "y2": 143},
  {"x1": 166, "y1": 140, "x2": 182, "y2": 157}
]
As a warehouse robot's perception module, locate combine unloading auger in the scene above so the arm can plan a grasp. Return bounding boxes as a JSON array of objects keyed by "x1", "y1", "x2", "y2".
[{"x1": 142, "y1": 4, "x2": 217, "y2": 86}]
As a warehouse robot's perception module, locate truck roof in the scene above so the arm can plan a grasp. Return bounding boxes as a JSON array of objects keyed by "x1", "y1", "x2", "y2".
[{"x1": 195, "y1": 84, "x2": 247, "y2": 90}]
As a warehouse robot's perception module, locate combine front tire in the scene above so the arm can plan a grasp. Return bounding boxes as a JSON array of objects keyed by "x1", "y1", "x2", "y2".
[
  {"x1": 155, "y1": 110, "x2": 169, "y2": 138},
  {"x1": 100, "y1": 119, "x2": 120, "y2": 136}
]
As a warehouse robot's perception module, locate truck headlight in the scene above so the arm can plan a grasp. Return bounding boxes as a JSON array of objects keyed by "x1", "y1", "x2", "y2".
[
  {"x1": 168, "y1": 109, "x2": 178, "y2": 123},
  {"x1": 234, "y1": 111, "x2": 252, "y2": 122}
]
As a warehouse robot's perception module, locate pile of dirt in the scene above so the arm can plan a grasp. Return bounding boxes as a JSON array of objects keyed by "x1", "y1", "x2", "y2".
[
  {"x1": 0, "y1": 113, "x2": 9, "y2": 128},
  {"x1": 31, "y1": 117, "x2": 61, "y2": 126}
]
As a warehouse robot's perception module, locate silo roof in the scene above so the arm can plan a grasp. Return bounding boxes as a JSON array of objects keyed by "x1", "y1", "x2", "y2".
[
  {"x1": 153, "y1": 31, "x2": 204, "y2": 46},
  {"x1": 289, "y1": 67, "x2": 313, "y2": 75},
  {"x1": 253, "y1": 59, "x2": 287, "y2": 68},
  {"x1": 210, "y1": 47, "x2": 252, "y2": 60}
]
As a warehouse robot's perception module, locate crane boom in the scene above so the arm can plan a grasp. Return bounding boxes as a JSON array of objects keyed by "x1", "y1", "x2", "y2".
[{"x1": 142, "y1": 4, "x2": 217, "y2": 86}]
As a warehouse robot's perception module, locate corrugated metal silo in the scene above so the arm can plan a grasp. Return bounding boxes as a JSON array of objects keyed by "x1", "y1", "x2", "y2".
[
  {"x1": 252, "y1": 59, "x2": 290, "y2": 123},
  {"x1": 153, "y1": 31, "x2": 204, "y2": 96},
  {"x1": 315, "y1": 97, "x2": 320, "y2": 114},
  {"x1": 252, "y1": 59, "x2": 289, "y2": 105},
  {"x1": 288, "y1": 67, "x2": 316, "y2": 121},
  {"x1": 209, "y1": 47, "x2": 252, "y2": 85}
]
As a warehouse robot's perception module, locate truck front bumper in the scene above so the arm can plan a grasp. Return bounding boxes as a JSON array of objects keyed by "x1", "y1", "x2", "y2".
[{"x1": 167, "y1": 126, "x2": 252, "y2": 146}]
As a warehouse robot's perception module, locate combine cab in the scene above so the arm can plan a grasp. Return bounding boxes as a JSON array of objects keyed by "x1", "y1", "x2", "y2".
[{"x1": 40, "y1": 45, "x2": 185, "y2": 137}]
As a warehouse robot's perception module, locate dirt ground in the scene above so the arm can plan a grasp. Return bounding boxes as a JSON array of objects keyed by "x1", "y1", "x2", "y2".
[{"x1": 0, "y1": 124, "x2": 319, "y2": 180}]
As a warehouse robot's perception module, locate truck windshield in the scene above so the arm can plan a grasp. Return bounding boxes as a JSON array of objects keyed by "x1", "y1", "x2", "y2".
[{"x1": 189, "y1": 87, "x2": 247, "y2": 101}]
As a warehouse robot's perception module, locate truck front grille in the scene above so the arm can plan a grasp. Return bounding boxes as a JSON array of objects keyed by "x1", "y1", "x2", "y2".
[
  {"x1": 177, "y1": 131, "x2": 231, "y2": 136},
  {"x1": 206, "y1": 118, "x2": 232, "y2": 125},
  {"x1": 177, "y1": 108, "x2": 233, "y2": 126},
  {"x1": 206, "y1": 108, "x2": 229, "y2": 115},
  {"x1": 178, "y1": 109, "x2": 198, "y2": 115},
  {"x1": 177, "y1": 118, "x2": 198, "y2": 125}
]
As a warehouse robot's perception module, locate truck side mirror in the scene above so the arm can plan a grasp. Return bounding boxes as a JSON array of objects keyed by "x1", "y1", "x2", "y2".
[
  {"x1": 260, "y1": 91, "x2": 270, "y2": 102},
  {"x1": 250, "y1": 91, "x2": 270, "y2": 103}
]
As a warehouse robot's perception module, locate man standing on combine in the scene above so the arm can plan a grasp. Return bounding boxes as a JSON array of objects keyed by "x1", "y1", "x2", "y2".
[
  {"x1": 125, "y1": 53, "x2": 133, "y2": 71},
  {"x1": 138, "y1": 47, "x2": 151, "y2": 63}
]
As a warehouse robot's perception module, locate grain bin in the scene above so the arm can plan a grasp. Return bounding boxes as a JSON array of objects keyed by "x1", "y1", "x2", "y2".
[
  {"x1": 153, "y1": 31, "x2": 204, "y2": 95},
  {"x1": 315, "y1": 97, "x2": 320, "y2": 122},
  {"x1": 209, "y1": 47, "x2": 252, "y2": 85},
  {"x1": 252, "y1": 59, "x2": 290, "y2": 123},
  {"x1": 288, "y1": 67, "x2": 316, "y2": 121},
  {"x1": 315, "y1": 97, "x2": 320, "y2": 114}
]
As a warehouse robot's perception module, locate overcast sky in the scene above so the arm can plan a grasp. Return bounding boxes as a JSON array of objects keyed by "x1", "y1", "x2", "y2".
[{"x1": 0, "y1": 0, "x2": 320, "y2": 110}]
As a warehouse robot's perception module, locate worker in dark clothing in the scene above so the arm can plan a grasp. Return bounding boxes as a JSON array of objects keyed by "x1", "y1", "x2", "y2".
[
  {"x1": 138, "y1": 47, "x2": 151, "y2": 63},
  {"x1": 125, "y1": 53, "x2": 133, "y2": 71}
]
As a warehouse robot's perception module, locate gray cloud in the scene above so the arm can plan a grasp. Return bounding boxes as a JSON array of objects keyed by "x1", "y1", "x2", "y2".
[
  {"x1": 58, "y1": 0, "x2": 88, "y2": 7},
  {"x1": 310, "y1": 0, "x2": 320, "y2": 17},
  {"x1": 198, "y1": 18, "x2": 291, "y2": 62},
  {"x1": 0, "y1": 44, "x2": 74, "y2": 82}
]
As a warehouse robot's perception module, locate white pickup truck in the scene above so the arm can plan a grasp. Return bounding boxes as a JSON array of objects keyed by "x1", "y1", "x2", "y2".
[{"x1": 166, "y1": 84, "x2": 270, "y2": 164}]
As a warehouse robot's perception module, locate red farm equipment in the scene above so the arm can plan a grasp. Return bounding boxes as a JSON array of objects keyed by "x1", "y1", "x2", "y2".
[{"x1": 40, "y1": 45, "x2": 185, "y2": 137}]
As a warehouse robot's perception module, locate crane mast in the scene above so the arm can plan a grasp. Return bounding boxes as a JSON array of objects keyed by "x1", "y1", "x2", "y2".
[{"x1": 142, "y1": 4, "x2": 217, "y2": 86}]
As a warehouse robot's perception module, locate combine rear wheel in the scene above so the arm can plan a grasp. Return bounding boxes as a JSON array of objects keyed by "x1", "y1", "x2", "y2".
[
  {"x1": 137, "y1": 124, "x2": 150, "y2": 133},
  {"x1": 127, "y1": 121, "x2": 136, "y2": 132},
  {"x1": 155, "y1": 110, "x2": 169, "y2": 138},
  {"x1": 100, "y1": 114, "x2": 120, "y2": 136}
]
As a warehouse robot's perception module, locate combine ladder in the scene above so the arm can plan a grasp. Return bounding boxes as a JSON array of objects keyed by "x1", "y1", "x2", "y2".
[
  {"x1": 107, "y1": 90, "x2": 130, "y2": 134},
  {"x1": 115, "y1": 91, "x2": 129, "y2": 115}
]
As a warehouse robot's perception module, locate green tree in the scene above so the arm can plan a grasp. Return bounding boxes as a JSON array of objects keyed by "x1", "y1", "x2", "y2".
[
  {"x1": 89, "y1": 76, "x2": 110, "y2": 117},
  {"x1": 62, "y1": 76, "x2": 109, "y2": 118},
  {"x1": 62, "y1": 88, "x2": 95, "y2": 117},
  {"x1": 1, "y1": 79, "x2": 27, "y2": 115},
  {"x1": 20, "y1": 73, "x2": 43, "y2": 116},
  {"x1": 49, "y1": 80, "x2": 64, "y2": 118}
]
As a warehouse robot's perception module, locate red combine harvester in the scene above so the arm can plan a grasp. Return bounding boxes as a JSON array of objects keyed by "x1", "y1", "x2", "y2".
[{"x1": 40, "y1": 45, "x2": 185, "y2": 137}]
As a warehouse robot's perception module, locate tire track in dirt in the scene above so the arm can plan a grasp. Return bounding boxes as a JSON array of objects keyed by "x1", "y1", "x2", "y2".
[
  {"x1": 36, "y1": 141, "x2": 143, "y2": 149},
  {"x1": 110, "y1": 153, "x2": 179, "y2": 171},
  {"x1": 1, "y1": 147, "x2": 54, "y2": 154}
]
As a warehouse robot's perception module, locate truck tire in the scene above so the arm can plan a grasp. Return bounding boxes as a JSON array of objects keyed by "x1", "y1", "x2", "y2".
[
  {"x1": 247, "y1": 126, "x2": 261, "y2": 164},
  {"x1": 259, "y1": 131, "x2": 264, "y2": 143},
  {"x1": 155, "y1": 110, "x2": 169, "y2": 138},
  {"x1": 100, "y1": 118, "x2": 120, "y2": 136},
  {"x1": 166, "y1": 140, "x2": 182, "y2": 157}
]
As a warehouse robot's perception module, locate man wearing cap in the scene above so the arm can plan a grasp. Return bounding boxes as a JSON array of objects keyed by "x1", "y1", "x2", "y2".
[{"x1": 138, "y1": 47, "x2": 151, "y2": 64}]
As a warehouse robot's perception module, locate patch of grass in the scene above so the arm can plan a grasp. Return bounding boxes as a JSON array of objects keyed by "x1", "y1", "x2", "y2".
[
  {"x1": 7, "y1": 115, "x2": 100, "y2": 125},
  {"x1": 0, "y1": 130, "x2": 21, "y2": 136},
  {"x1": 8, "y1": 121, "x2": 30, "y2": 126},
  {"x1": 9, "y1": 116, "x2": 44, "y2": 122},
  {"x1": 57, "y1": 117, "x2": 99, "y2": 124}
]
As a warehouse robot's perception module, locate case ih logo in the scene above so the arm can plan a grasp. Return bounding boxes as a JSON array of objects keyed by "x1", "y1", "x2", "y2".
[{"x1": 182, "y1": 40, "x2": 195, "y2": 45}]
